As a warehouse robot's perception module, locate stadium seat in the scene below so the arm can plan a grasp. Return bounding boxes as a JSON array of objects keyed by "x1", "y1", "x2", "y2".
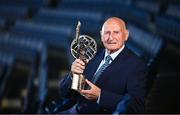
[
  {"x1": 9, "y1": 20, "x2": 73, "y2": 64},
  {"x1": 0, "y1": 5, "x2": 29, "y2": 20},
  {"x1": 166, "y1": 4, "x2": 180, "y2": 19},
  {"x1": 33, "y1": 8, "x2": 103, "y2": 39},
  {"x1": 0, "y1": 0, "x2": 49, "y2": 8},
  {"x1": 127, "y1": 8, "x2": 152, "y2": 30},
  {"x1": 0, "y1": 18, "x2": 6, "y2": 30},
  {"x1": 58, "y1": 0, "x2": 131, "y2": 11},
  {"x1": 155, "y1": 16, "x2": 180, "y2": 44},
  {"x1": 10, "y1": 21, "x2": 72, "y2": 46},
  {"x1": 127, "y1": 24, "x2": 165, "y2": 68},
  {"x1": 0, "y1": 36, "x2": 48, "y2": 113},
  {"x1": 134, "y1": 0, "x2": 160, "y2": 14},
  {"x1": 0, "y1": 52, "x2": 15, "y2": 99}
]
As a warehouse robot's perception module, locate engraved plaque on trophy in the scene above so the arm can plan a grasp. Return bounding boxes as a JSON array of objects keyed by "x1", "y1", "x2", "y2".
[{"x1": 70, "y1": 21, "x2": 97, "y2": 91}]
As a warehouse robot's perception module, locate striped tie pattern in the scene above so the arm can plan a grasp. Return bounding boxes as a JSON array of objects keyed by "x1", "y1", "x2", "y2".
[{"x1": 91, "y1": 55, "x2": 112, "y2": 83}]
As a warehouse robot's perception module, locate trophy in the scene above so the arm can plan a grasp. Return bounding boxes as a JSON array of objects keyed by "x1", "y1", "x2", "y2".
[{"x1": 70, "y1": 21, "x2": 97, "y2": 91}]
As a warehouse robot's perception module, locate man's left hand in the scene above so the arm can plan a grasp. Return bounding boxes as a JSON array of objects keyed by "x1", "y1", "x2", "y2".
[{"x1": 80, "y1": 79, "x2": 101, "y2": 100}]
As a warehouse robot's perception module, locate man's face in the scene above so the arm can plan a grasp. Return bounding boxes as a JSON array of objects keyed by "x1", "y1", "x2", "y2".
[{"x1": 101, "y1": 20, "x2": 128, "y2": 54}]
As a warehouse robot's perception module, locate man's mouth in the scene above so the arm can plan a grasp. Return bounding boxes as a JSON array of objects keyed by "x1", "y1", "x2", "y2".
[{"x1": 107, "y1": 42, "x2": 116, "y2": 44}]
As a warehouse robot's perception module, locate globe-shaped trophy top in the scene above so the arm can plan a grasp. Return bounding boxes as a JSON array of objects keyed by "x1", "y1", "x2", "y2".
[{"x1": 71, "y1": 35, "x2": 97, "y2": 61}]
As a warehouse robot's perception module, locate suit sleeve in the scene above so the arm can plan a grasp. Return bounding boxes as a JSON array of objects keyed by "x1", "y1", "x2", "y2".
[
  {"x1": 59, "y1": 72, "x2": 78, "y2": 98},
  {"x1": 126, "y1": 65, "x2": 148, "y2": 113},
  {"x1": 99, "y1": 65, "x2": 148, "y2": 113}
]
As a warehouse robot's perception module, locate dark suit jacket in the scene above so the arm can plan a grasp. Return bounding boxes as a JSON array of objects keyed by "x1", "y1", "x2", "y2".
[{"x1": 60, "y1": 46, "x2": 149, "y2": 113}]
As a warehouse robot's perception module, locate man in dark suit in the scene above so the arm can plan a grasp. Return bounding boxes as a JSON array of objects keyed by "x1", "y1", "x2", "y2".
[{"x1": 59, "y1": 17, "x2": 149, "y2": 113}]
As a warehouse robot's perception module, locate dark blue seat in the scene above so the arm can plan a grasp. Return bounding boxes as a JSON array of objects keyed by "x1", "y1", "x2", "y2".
[
  {"x1": 0, "y1": 52, "x2": 15, "y2": 99},
  {"x1": 57, "y1": 0, "x2": 131, "y2": 29},
  {"x1": 10, "y1": 20, "x2": 74, "y2": 64},
  {"x1": 0, "y1": 42, "x2": 36, "y2": 64},
  {"x1": 127, "y1": 24, "x2": 165, "y2": 68},
  {"x1": 57, "y1": 0, "x2": 132, "y2": 24},
  {"x1": 0, "y1": 5, "x2": 29, "y2": 20},
  {"x1": 33, "y1": 8, "x2": 103, "y2": 39},
  {"x1": 126, "y1": 8, "x2": 152, "y2": 31},
  {"x1": 58, "y1": 0, "x2": 107, "y2": 11},
  {"x1": 58, "y1": 0, "x2": 131, "y2": 11},
  {"x1": 165, "y1": 4, "x2": 180, "y2": 20},
  {"x1": 0, "y1": 18, "x2": 6, "y2": 30},
  {"x1": 134, "y1": 0, "x2": 160, "y2": 14},
  {"x1": 0, "y1": 0, "x2": 49, "y2": 8},
  {"x1": 0, "y1": 35, "x2": 48, "y2": 113},
  {"x1": 155, "y1": 16, "x2": 180, "y2": 45},
  {"x1": 10, "y1": 21, "x2": 72, "y2": 48}
]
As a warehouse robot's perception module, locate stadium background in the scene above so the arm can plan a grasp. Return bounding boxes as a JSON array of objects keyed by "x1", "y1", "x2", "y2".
[{"x1": 0, "y1": 0, "x2": 179, "y2": 113}]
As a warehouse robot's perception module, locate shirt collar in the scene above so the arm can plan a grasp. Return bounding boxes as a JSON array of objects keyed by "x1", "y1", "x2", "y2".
[{"x1": 104, "y1": 45, "x2": 125, "y2": 61}]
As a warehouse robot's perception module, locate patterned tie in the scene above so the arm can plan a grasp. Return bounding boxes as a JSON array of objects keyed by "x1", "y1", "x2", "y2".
[{"x1": 91, "y1": 55, "x2": 112, "y2": 83}]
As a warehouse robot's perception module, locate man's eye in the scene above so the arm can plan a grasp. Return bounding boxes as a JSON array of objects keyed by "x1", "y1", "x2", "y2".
[
  {"x1": 105, "y1": 32, "x2": 110, "y2": 34},
  {"x1": 114, "y1": 31, "x2": 119, "y2": 34}
]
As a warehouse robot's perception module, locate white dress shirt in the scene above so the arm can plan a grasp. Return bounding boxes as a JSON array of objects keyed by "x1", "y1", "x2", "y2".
[{"x1": 95, "y1": 45, "x2": 125, "y2": 74}]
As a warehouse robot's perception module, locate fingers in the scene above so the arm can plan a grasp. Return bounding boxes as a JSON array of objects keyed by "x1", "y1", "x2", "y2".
[
  {"x1": 71, "y1": 59, "x2": 85, "y2": 74},
  {"x1": 85, "y1": 79, "x2": 94, "y2": 87},
  {"x1": 80, "y1": 90, "x2": 96, "y2": 100},
  {"x1": 80, "y1": 80, "x2": 101, "y2": 100},
  {"x1": 85, "y1": 59, "x2": 89, "y2": 63},
  {"x1": 81, "y1": 89, "x2": 92, "y2": 95},
  {"x1": 84, "y1": 95, "x2": 95, "y2": 100},
  {"x1": 76, "y1": 59, "x2": 85, "y2": 66}
]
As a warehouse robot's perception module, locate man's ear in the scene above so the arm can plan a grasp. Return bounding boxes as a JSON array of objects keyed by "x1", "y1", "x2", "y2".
[
  {"x1": 100, "y1": 30, "x2": 102, "y2": 36},
  {"x1": 124, "y1": 30, "x2": 129, "y2": 41}
]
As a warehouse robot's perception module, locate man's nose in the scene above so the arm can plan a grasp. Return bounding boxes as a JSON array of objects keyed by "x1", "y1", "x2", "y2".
[{"x1": 108, "y1": 33, "x2": 114, "y2": 40}]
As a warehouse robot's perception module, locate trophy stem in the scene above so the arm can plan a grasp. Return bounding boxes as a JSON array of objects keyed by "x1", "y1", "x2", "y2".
[{"x1": 71, "y1": 74, "x2": 86, "y2": 91}]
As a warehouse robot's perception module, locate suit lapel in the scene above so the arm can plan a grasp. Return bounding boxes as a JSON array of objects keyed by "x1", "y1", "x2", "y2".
[
  {"x1": 95, "y1": 47, "x2": 130, "y2": 84},
  {"x1": 84, "y1": 49, "x2": 105, "y2": 80}
]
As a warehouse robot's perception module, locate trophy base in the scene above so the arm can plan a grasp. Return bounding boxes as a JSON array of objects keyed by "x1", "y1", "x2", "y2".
[{"x1": 71, "y1": 74, "x2": 86, "y2": 91}]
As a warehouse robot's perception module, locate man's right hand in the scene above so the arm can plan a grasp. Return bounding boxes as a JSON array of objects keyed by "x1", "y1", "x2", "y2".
[{"x1": 71, "y1": 59, "x2": 86, "y2": 74}]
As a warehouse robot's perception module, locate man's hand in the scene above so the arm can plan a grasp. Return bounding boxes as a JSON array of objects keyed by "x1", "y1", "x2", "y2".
[
  {"x1": 80, "y1": 79, "x2": 101, "y2": 100},
  {"x1": 71, "y1": 59, "x2": 85, "y2": 74}
]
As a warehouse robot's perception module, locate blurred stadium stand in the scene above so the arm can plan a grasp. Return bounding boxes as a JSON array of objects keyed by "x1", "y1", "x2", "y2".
[{"x1": 0, "y1": 0, "x2": 179, "y2": 114}]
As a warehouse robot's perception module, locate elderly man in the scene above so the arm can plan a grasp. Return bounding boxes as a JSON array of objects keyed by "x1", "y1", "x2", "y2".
[{"x1": 59, "y1": 17, "x2": 149, "y2": 113}]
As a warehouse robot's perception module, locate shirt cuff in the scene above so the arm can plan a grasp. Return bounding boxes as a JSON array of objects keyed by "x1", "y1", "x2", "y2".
[{"x1": 97, "y1": 91, "x2": 101, "y2": 104}]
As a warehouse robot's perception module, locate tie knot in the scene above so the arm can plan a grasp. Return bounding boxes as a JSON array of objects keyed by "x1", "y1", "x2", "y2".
[{"x1": 105, "y1": 55, "x2": 112, "y2": 63}]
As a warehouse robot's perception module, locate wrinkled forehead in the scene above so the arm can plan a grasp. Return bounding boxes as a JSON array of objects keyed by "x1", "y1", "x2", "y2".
[{"x1": 102, "y1": 18, "x2": 126, "y2": 31}]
